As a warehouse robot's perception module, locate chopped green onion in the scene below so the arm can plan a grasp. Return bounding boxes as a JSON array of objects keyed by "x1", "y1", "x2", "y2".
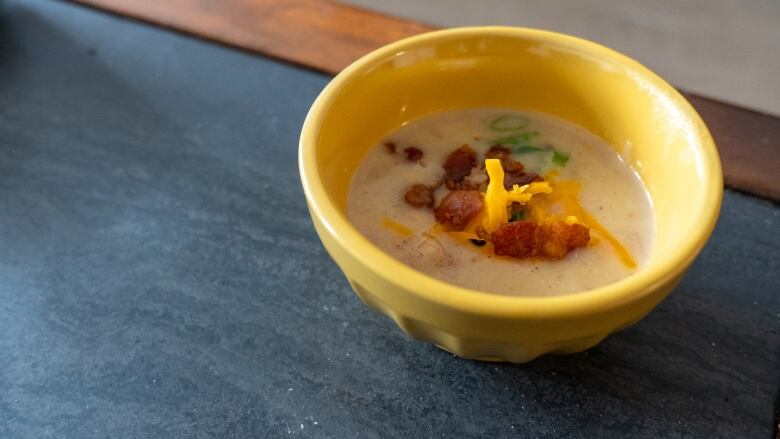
[
  {"x1": 509, "y1": 211, "x2": 525, "y2": 222},
  {"x1": 512, "y1": 145, "x2": 544, "y2": 154},
  {"x1": 492, "y1": 131, "x2": 538, "y2": 145},
  {"x1": 489, "y1": 115, "x2": 529, "y2": 131},
  {"x1": 552, "y1": 150, "x2": 570, "y2": 166}
]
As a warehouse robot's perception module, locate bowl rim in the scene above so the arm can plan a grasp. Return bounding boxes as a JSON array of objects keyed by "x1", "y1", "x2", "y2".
[{"x1": 299, "y1": 26, "x2": 723, "y2": 319}]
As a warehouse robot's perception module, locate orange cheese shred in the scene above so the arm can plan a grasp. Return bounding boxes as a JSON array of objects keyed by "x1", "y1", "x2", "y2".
[
  {"x1": 531, "y1": 174, "x2": 637, "y2": 268},
  {"x1": 381, "y1": 217, "x2": 413, "y2": 237},
  {"x1": 482, "y1": 159, "x2": 552, "y2": 233}
]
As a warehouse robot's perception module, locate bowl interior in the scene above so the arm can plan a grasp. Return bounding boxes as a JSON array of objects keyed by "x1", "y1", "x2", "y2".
[{"x1": 307, "y1": 28, "x2": 721, "y2": 285}]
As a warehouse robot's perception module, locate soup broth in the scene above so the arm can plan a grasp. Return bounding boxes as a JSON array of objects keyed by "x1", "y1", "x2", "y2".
[{"x1": 347, "y1": 108, "x2": 654, "y2": 296}]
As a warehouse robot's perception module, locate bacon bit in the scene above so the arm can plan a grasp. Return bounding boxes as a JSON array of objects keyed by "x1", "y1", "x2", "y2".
[
  {"x1": 485, "y1": 145, "x2": 522, "y2": 172},
  {"x1": 443, "y1": 145, "x2": 476, "y2": 189},
  {"x1": 491, "y1": 221, "x2": 537, "y2": 258},
  {"x1": 434, "y1": 190, "x2": 483, "y2": 230},
  {"x1": 384, "y1": 142, "x2": 397, "y2": 154},
  {"x1": 540, "y1": 221, "x2": 590, "y2": 259},
  {"x1": 485, "y1": 145, "x2": 511, "y2": 161},
  {"x1": 503, "y1": 159, "x2": 525, "y2": 174},
  {"x1": 490, "y1": 220, "x2": 589, "y2": 260},
  {"x1": 404, "y1": 184, "x2": 435, "y2": 208},
  {"x1": 404, "y1": 146, "x2": 423, "y2": 162}
]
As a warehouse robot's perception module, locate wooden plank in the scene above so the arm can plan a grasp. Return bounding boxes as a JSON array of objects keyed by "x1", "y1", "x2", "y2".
[
  {"x1": 71, "y1": 0, "x2": 780, "y2": 201},
  {"x1": 70, "y1": 0, "x2": 434, "y2": 73},
  {"x1": 683, "y1": 93, "x2": 780, "y2": 201}
]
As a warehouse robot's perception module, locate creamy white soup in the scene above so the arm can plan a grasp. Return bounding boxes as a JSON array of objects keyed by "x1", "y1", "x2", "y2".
[{"x1": 347, "y1": 108, "x2": 654, "y2": 296}]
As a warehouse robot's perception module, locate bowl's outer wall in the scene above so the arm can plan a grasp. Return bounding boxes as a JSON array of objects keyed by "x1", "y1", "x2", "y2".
[
  {"x1": 311, "y1": 208, "x2": 683, "y2": 363},
  {"x1": 300, "y1": 27, "x2": 723, "y2": 362}
]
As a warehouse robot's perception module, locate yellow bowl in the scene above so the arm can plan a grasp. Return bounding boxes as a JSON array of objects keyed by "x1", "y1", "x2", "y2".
[{"x1": 299, "y1": 27, "x2": 722, "y2": 363}]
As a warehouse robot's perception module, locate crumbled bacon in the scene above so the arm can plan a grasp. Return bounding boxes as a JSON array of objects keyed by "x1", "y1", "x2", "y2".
[
  {"x1": 393, "y1": 142, "x2": 589, "y2": 261},
  {"x1": 384, "y1": 142, "x2": 397, "y2": 154},
  {"x1": 434, "y1": 190, "x2": 483, "y2": 230},
  {"x1": 491, "y1": 221, "x2": 537, "y2": 258},
  {"x1": 485, "y1": 145, "x2": 511, "y2": 161},
  {"x1": 404, "y1": 146, "x2": 423, "y2": 162},
  {"x1": 490, "y1": 220, "x2": 589, "y2": 260},
  {"x1": 443, "y1": 145, "x2": 476, "y2": 189},
  {"x1": 404, "y1": 184, "x2": 435, "y2": 208},
  {"x1": 503, "y1": 159, "x2": 525, "y2": 174},
  {"x1": 485, "y1": 145, "x2": 522, "y2": 172},
  {"x1": 540, "y1": 221, "x2": 591, "y2": 259}
]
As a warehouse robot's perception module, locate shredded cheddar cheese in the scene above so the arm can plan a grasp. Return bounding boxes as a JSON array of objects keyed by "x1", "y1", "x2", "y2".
[
  {"x1": 381, "y1": 217, "x2": 412, "y2": 237},
  {"x1": 479, "y1": 159, "x2": 636, "y2": 268},
  {"x1": 574, "y1": 207, "x2": 637, "y2": 268},
  {"x1": 482, "y1": 159, "x2": 551, "y2": 233},
  {"x1": 429, "y1": 222, "x2": 445, "y2": 237},
  {"x1": 405, "y1": 158, "x2": 636, "y2": 268},
  {"x1": 530, "y1": 173, "x2": 637, "y2": 268}
]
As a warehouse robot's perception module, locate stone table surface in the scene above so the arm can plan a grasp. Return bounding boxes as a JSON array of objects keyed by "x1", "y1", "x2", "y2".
[{"x1": 0, "y1": 1, "x2": 778, "y2": 438}]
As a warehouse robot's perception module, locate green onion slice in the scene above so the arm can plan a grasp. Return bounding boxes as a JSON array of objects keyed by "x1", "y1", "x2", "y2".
[
  {"x1": 492, "y1": 131, "x2": 538, "y2": 145},
  {"x1": 552, "y1": 150, "x2": 570, "y2": 166},
  {"x1": 509, "y1": 211, "x2": 525, "y2": 222}
]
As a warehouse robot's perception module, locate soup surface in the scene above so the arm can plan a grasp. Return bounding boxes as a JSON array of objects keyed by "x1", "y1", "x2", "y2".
[{"x1": 347, "y1": 108, "x2": 654, "y2": 296}]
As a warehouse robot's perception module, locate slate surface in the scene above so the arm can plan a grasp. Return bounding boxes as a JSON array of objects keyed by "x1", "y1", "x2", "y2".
[{"x1": 0, "y1": 1, "x2": 778, "y2": 438}]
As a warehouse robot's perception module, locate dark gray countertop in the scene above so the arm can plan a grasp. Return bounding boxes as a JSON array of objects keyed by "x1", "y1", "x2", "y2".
[{"x1": 1, "y1": 1, "x2": 778, "y2": 437}]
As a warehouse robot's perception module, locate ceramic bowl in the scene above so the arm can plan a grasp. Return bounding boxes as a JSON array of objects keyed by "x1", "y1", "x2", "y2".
[{"x1": 299, "y1": 27, "x2": 722, "y2": 363}]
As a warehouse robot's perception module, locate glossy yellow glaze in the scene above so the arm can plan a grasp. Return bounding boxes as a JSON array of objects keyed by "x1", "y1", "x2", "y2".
[{"x1": 299, "y1": 27, "x2": 722, "y2": 363}]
